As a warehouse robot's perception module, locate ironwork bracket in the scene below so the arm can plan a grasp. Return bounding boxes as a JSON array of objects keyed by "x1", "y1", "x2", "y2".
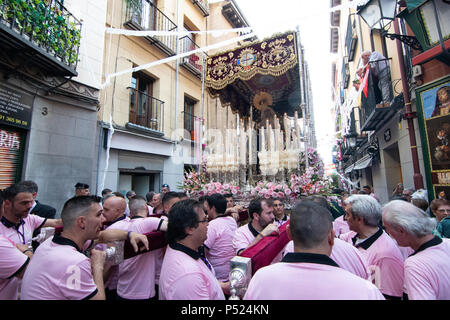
[{"x1": 380, "y1": 30, "x2": 423, "y2": 51}]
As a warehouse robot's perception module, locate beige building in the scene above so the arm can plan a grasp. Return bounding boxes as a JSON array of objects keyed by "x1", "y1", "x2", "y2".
[
  {"x1": 330, "y1": 0, "x2": 427, "y2": 204},
  {"x1": 97, "y1": 0, "x2": 251, "y2": 195}
]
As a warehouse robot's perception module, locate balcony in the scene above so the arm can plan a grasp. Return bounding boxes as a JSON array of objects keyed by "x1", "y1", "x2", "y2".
[
  {"x1": 191, "y1": 0, "x2": 209, "y2": 17},
  {"x1": 0, "y1": 0, "x2": 82, "y2": 76},
  {"x1": 124, "y1": 0, "x2": 177, "y2": 56},
  {"x1": 180, "y1": 36, "x2": 203, "y2": 77},
  {"x1": 360, "y1": 59, "x2": 404, "y2": 132},
  {"x1": 127, "y1": 87, "x2": 164, "y2": 136}
]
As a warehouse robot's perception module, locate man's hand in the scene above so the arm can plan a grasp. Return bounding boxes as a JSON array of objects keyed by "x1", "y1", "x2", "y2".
[
  {"x1": 260, "y1": 223, "x2": 279, "y2": 237},
  {"x1": 128, "y1": 232, "x2": 149, "y2": 253},
  {"x1": 219, "y1": 281, "x2": 231, "y2": 296}
]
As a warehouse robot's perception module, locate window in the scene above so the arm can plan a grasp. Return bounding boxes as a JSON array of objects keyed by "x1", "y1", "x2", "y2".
[{"x1": 184, "y1": 96, "x2": 196, "y2": 140}]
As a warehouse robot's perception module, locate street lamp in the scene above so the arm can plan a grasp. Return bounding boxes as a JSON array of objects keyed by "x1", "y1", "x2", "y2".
[
  {"x1": 357, "y1": 0, "x2": 422, "y2": 50},
  {"x1": 358, "y1": 0, "x2": 397, "y2": 30}
]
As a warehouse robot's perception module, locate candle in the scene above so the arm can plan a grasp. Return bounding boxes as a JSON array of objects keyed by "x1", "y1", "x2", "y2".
[{"x1": 283, "y1": 113, "x2": 289, "y2": 150}]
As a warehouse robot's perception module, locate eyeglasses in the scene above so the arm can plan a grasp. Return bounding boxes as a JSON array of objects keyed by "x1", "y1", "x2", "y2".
[{"x1": 197, "y1": 216, "x2": 209, "y2": 223}]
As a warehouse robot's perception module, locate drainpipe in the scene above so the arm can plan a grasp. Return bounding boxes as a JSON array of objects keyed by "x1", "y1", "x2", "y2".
[{"x1": 393, "y1": 18, "x2": 424, "y2": 190}]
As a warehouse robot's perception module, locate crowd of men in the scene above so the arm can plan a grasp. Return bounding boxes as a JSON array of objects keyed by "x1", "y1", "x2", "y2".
[{"x1": 0, "y1": 180, "x2": 449, "y2": 300}]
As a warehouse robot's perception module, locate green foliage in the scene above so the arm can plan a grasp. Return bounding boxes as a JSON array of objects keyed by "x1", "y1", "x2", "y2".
[{"x1": 0, "y1": 0, "x2": 81, "y2": 66}]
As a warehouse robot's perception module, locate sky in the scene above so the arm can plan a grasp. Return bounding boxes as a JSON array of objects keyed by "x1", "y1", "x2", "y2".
[{"x1": 233, "y1": 0, "x2": 337, "y2": 166}]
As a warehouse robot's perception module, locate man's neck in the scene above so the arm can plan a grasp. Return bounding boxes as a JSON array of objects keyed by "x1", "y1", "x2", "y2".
[
  {"x1": 357, "y1": 225, "x2": 380, "y2": 239},
  {"x1": 60, "y1": 230, "x2": 86, "y2": 252},
  {"x1": 178, "y1": 238, "x2": 200, "y2": 252},
  {"x1": 294, "y1": 244, "x2": 332, "y2": 257},
  {"x1": 251, "y1": 219, "x2": 263, "y2": 233},
  {"x1": 410, "y1": 234, "x2": 436, "y2": 252},
  {"x1": 3, "y1": 211, "x2": 21, "y2": 224},
  {"x1": 275, "y1": 213, "x2": 285, "y2": 221}
]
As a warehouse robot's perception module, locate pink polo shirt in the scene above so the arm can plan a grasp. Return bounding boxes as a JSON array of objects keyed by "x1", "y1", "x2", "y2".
[
  {"x1": 21, "y1": 235, "x2": 98, "y2": 300},
  {"x1": 333, "y1": 215, "x2": 350, "y2": 237},
  {"x1": 100, "y1": 216, "x2": 131, "y2": 291},
  {"x1": 0, "y1": 214, "x2": 46, "y2": 245},
  {"x1": 154, "y1": 215, "x2": 168, "y2": 286},
  {"x1": 117, "y1": 217, "x2": 162, "y2": 299},
  {"x1": 404, "y1": 237, "x2": 450, "y2": 300},
  {"x1": 243, "y1": 252, "x2": 384, "y2": 300},
  {"x1": 0, "y1": 235, "x2": 29, "y2": 300},
  {"x1": 159, "y1": 244, "x2": 225, "y2": 300},
  {"x1": 204, "y1": 216, "x2": 237, "y2": 281},
  {"x1": 283, "y1": 238, "x2": 369, "y2": 279},
  {"x1": 350, "y1": 228, "x2": 405, "y2": 298}
]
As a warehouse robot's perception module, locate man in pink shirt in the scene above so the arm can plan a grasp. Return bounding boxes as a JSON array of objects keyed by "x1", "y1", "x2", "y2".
[
  {"x1": 0, "y1": 235, "x2": 33, "y2": 300},
  {"x1": 0, "y1": 193, "x2": 34, "y2": 300},
  {"x1": 244, "y1": 200, "x2": 384, "y2": 300},
  {"x1": 232, "y1": 198, "x2": 279, "y2": 257},
  {"x1": 100, "y1": 195, "x2": 131, "y2": 299},
  {"x1": 115, "y1": 196, "x2": 168, "y2": 300},
  {"x1": 21, "y1": 195, "x2": 148, "y2": 300},
  {"x1": 344, "y1": 194, "x2": 404, "y2": 299},
  {"x1": 0, "y1": 184, "x2": 62, "y2": 246},
  {"x1": 159, "y1": 199, "x2": 225, "y2": 300},
  {"x1": 382, "y1": 200, "x2": 450, "y2": 300},
  {"x1": 284, "y1": 236, "x2": 369, "y2": 279},
  {"x1": 203, "y1": 194, "x2": 238, "y2": 282}
]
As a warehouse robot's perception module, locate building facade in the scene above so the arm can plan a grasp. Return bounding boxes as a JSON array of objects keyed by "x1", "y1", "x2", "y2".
[
  {"x1": 330, "y1": 0, "x2": 435, "y2": 204},
  {"x1": 97, "y1": 0, "x2": 251, "y2": 196},
  {"x1": 0, "y1": 0, "x2": 107, "y2": 213}
]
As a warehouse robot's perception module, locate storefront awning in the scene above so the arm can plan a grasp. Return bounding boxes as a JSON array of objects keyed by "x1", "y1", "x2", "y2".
[
  {"x1": 353, "y1": 155, "x2": 373, "y2": 170},
  {"x1": 344, "y1": 164, "x2": 355, "y2": 174},
  {"x1": 405, "y1": 0, "x2": 427, "y2": 11},
  {"x1": 344, "y1": 154, "x2": 373, "y2": 173}
]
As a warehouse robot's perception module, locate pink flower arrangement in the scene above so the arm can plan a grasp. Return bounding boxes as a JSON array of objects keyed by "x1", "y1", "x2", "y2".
[
  {"x1": 202, "y1": 181, "x2": 241, "y2": 196},
  {"x1": 250, "y1": 181, "x2": 295, "y2": 200}
]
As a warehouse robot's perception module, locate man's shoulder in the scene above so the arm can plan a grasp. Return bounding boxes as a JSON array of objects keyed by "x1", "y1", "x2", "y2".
[{"x1": 32, "y1": 201, "x2": 56, "y2": 217}]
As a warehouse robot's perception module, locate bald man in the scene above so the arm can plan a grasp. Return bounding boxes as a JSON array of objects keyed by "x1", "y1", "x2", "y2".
[{"x1": 99, "y1": 196, "x2": 130, "y2": 299}]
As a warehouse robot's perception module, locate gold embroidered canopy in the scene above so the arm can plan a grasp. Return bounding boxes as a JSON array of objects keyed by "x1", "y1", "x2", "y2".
[{"x1": 206, "y1": 31, "x2": 302, "y2": 120}]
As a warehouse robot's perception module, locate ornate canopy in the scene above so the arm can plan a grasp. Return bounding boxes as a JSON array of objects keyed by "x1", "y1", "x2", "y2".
[{"x1": 206, "y1": 31, "x2": 302, "y2": 122}]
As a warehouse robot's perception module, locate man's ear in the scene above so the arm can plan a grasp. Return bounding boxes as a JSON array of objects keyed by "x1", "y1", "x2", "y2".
[
  {"x1": 76, "y1": 215, "x2": 86, "y2": 230},
  {"x1": 328, "y1": 228, "x2": 335, "y2": 247}
]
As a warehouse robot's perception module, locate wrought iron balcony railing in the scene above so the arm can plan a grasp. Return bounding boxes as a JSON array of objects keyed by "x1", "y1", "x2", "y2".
[
  {"x1": 0, "y1": 0, "x2": 82, "y2": 76},
  {"x1": 124, "y1": 0, "x2": 177, "y2": 56},
  {"x1": 128, "y1": 87, "x2": 164, "y2": 134},
  {"x1": 179, "y1": 35, "x2": 203, "y2": 77},
  {"x1": 360, "y1": 59, "x2": 403, "y2": 132}
]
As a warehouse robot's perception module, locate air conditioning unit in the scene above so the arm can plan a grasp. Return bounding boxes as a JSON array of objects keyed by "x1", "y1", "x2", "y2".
[{"x1": 412, "y1": 65, "x2": 422, "y2": 78}]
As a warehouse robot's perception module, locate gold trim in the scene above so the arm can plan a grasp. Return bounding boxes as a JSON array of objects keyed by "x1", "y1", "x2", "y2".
[{"x1": 418, "y1": 79, "x2": 450, "y2": 174}]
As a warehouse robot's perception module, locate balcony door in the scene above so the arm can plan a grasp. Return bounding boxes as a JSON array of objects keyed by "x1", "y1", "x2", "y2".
[
  {"x1": 130, "y1": 73, "x2": 154, "y2": 129},
  {"x1": 184, "y1": 96, "x2": 196, "y2": 140},
  {"x1": 141, "y1": 0, "x2": 157, "y2": 30}
]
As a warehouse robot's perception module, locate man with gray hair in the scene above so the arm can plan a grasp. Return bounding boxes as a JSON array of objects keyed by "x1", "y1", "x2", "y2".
[
  {"x1": 382, "y1": 200, "x2": 450, "y2": 300},
  {"x1": 340, "y1": 194, "x2": 404, "y2": 300},
  {"x1": 244, "y1": 201, "x2": 384, "y2": 300}
]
